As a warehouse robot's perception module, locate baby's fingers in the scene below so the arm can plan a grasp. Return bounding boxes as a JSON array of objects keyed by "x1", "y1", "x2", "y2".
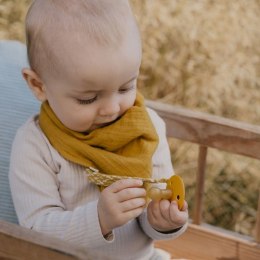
[
  {"x1": 121, "y1": 197, "x2": 146, "y2": 212},
  {"x1": 159, "y1": 199, "x2": 171, "y2": 221},
  {"x1": 124, "y1": 206, "x2": 144, "y2": 220},
  {"x1": 181, "y1": 201, "x2": 188, "y2": 211},
  {"x1": 118, "y1": 187, "x2": 146, "y2": 202},
  {"x1": 169, "y1": 201, "x2": 188, "y2": 225},
  {"x1": 109, "y1": 179, "x2": 143, "y2": 193}
]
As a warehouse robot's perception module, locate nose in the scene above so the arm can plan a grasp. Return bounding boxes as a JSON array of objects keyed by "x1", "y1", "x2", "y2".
[{"x1": 99, "y1": 96, "x2": 120, "y2": 117}]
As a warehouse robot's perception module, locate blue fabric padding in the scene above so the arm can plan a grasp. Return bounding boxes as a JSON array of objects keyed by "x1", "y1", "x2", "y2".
[{"x1": 0, "y1": 40, "x2": 39, "y2": 223}]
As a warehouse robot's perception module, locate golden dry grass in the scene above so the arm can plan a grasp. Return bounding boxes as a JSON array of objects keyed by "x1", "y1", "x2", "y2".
[
  {"x1": 0, "y1": 0, "x2": 259, "y2": 237},
  {"x1": 131, "y1": 0, "x2": 260, "y2": 125}
]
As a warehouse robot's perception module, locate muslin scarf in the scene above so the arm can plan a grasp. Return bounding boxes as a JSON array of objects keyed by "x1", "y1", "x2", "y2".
[{"x1": 39, "y1": 92, "x2": 158, "y2": 179}]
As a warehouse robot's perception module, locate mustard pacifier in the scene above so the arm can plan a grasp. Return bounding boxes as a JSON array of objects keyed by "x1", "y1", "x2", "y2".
[{"x1": 147, "y1": 175, "x2": 185, "y2": 210}]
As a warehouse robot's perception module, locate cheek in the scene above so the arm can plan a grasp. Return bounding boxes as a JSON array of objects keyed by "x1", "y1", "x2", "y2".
[
  {"x1": 55, "y1": 108, "x2": 78, "y2": 129},
  {"x1": 49, "y1": 102, "x2": 94, "y2": 131},
  {"x1": 65, "y1": 109, "x2": 95, "y2": 131},
  {"x1": 122, "y1": 92, "x2": 137, "y2": 112}
]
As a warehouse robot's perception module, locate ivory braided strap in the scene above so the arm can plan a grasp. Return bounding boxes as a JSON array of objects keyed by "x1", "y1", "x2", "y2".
[{"x1": 86, "y1": 167, "x2": 168, "y2": 187}]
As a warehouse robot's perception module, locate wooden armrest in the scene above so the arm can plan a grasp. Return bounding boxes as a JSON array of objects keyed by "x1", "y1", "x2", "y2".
[
  {"x1": 155, "y1": 223, "x2": 260, "y2": 260},
  {"x1": 0, "y1": 220, "x2": 89, "y2": 259},
  {"x1": 146, "y1": 100, "x2": 260, "y2": 160}
]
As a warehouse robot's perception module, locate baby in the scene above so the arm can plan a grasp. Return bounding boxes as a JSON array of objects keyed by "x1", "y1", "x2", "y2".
[{"x1": 9, "y1": 0, "x2": 188, "y2": 259}]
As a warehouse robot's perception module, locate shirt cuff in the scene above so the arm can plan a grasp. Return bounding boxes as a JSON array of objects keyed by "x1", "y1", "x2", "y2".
[{"x1": 138, "y1": 210, "x2": 188, "y2": 240}]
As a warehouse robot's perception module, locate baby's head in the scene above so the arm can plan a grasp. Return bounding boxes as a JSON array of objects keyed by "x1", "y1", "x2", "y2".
[{"x1": 23, "y1": 0, "x2": 142, "y2": 132}]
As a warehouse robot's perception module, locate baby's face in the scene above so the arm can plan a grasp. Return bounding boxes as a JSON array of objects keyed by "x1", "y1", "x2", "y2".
[{"x1": 43, "y1": 31, "x2": 142, "y2": 132}]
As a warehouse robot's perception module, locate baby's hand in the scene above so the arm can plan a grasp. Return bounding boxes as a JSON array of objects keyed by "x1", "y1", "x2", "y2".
[
  {"x1": 147, "y1": 199, "x2": 188, "y2": 232},
  {"x1": 97, "y1": 179, "x2": 146, "y2": 235}
]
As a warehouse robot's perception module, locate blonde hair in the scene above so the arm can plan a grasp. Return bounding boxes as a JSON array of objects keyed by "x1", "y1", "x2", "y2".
[{"x1": 25, "y1": 0, "x2": 136, "y2": 81}]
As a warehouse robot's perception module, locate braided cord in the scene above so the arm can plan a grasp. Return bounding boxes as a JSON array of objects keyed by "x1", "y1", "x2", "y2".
[{"x1": 86, "y1": 167, "x2": 168, "y2": 187}]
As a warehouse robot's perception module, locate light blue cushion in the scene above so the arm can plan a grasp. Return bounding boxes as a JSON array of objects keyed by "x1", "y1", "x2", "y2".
[{"x1": 0, "y1": 40, "x2": 39, "y2": 223}]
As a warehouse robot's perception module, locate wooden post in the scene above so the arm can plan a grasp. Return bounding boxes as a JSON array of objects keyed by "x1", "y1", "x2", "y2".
[
  {"x1": 255, "y1": 189, "x2": 260, "y2": 243},
  {"x1": 193, "y1": 145, "x2": 208, "y2": 225},
  {"x1": 0, "y1": 220, "x2": 89, "y2": 259}
]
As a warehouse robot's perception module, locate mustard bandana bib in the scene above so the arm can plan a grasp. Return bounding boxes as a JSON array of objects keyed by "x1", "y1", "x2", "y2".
[{"x1": 39, "y1": 92, "x2": 159, "y2": 179}]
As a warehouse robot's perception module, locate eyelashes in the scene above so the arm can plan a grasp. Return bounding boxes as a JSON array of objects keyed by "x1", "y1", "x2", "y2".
[
  {"x1": 76, "y1": 85, "x2": 136, "y2": 105},
  {"x1": 77, "y1": 96, "x2": 98, "y2": 105},
  {"x1": 119, "y1": 85, "x2": 135, "y2": 93}
]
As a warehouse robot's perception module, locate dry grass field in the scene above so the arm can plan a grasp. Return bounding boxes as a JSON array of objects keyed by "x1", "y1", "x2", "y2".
[{"x1": 0, "y1": 0, "x2": 259, "y2": 237}]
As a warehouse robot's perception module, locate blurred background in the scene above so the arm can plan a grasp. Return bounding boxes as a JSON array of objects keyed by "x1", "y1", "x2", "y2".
[{"x1": 0, "y1": 0, "x2": 259, "y2": 237}]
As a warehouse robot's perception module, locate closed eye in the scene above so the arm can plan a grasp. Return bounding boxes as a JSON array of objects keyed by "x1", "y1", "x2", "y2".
[
  {"x1": 77, "y1": 95, "x2": 97, "y2": 105},
  {"x1": 119, "y1": 85, "x2": 135, "y2": 94}
]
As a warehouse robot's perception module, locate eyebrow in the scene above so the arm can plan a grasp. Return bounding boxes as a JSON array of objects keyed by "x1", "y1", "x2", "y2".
[
  {"x1": 120, "y1": 75, "x2": 138, "y2": 87},
  {"x1": 75, "y1": 75, "x2": 138, "y2": 94}
]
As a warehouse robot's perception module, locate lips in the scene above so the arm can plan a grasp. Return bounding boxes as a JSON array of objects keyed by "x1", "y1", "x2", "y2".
[
  {"x1": 95, "y1": 117, "x2": 119, "y2": 128},
  {"x1": 95, "y1": 122, "x2": 110, "y2": 128}
]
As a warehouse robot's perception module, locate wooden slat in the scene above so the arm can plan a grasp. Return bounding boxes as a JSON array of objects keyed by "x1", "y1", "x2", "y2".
[
  {"x1": 0, "y1": 220, "x2": 89, "y2": 260},
  {"x1": 146, "y1": 100, "x2": 260, "y2": 160},
  {"x1": 256, "y1": 189, "x2": 260, "y2": 243},
  {"x1": 155, "y1": 223, "x2": 260, "y2": 260},
  {"x1": 193, "y1": 146, "x2": 208, "y2": 225}
]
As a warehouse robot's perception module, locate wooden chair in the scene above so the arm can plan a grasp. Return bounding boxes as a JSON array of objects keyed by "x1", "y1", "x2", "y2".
[{"x1": 1, "y1": 41, "x2": 259, "y2": 259}]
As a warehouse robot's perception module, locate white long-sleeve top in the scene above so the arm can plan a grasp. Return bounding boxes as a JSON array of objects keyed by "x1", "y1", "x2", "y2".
[{"x1": 9, "y1": 108, "x2": 187, "y2": 260}]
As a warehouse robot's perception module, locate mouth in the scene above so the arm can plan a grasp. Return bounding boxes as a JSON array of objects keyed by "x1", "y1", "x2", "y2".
[
  {"x1": 94, "y1": 117, "x2": 120, "y2": 128},
  {"x1": 95, "y1": 122, "x2": 110, "y2": 128}
]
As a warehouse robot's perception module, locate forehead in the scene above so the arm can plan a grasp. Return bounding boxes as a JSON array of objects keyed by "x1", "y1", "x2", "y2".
[
  {"x1": 55, "y1": 28, "x2": 142, "y2": 91},
  {"x1": 27, "y1": 0, "x2": 137, "y2": 83}
]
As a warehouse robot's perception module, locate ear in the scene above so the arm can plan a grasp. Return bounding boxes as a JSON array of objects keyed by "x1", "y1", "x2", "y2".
[{"x1": 22, "y1": 68, "x2": 47, "y2": 102}]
